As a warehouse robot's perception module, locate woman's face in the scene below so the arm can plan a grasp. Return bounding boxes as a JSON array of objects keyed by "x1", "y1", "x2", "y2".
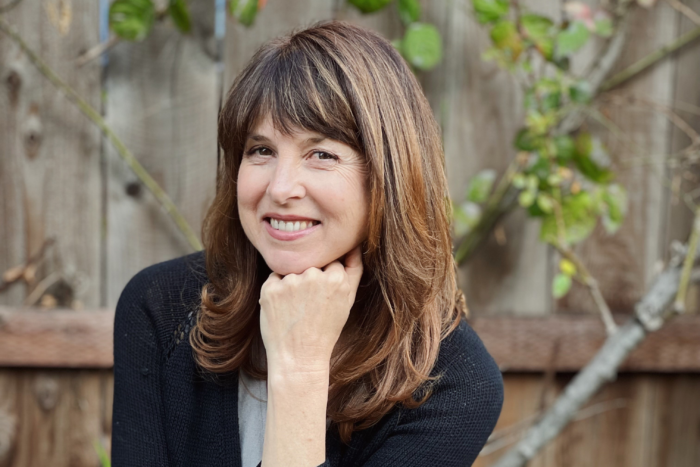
[{"x1": 238, "y1": 115, "x2": 369, "y2": 275}]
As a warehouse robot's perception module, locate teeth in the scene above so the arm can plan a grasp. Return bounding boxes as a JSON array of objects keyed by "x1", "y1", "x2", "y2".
[{"x1": 269, "y1": 218, "x2": 317, "y2": 232}]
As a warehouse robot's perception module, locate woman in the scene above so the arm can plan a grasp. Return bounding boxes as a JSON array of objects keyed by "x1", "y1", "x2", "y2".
[{"x1": 112, "y1": 20, "x2": 503, "y2": 467}]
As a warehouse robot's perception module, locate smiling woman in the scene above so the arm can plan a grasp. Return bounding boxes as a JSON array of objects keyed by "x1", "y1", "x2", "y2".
[{"x1": 111, "y1": 19, "x2": 503, "y2": 467}]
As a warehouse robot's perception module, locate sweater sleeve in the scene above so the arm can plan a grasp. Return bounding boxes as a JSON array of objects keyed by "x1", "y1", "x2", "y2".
[
  {"x1": 360, "y1": 320, "x2": 504, "y2": 467},
  {"x1": 111, "y1": 269, "x2": 171, "y2": 467}
]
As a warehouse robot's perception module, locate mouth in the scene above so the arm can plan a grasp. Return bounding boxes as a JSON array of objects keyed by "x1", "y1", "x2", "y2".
[
  {"x1": 265, "y1": 217, "x2": 321, "y2": 232},
  {"x1": 262, "y1": 216, "x2": 322, "y2": 241}
]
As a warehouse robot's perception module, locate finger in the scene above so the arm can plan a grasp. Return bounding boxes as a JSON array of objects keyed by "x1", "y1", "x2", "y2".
[
  {"x1": 343, "y1": 246, "x2": 364, "y2": 287},
  {"x1": 322, "y1": 260, "x2": 344, "y2": 274}
]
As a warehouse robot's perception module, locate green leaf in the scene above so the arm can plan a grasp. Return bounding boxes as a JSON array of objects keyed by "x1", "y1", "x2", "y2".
[
  {"x1": 230, "y1": 0, "x2": 258, "y2": 27},
  {"x1": 602, "y1": 183, "x2": 628, "y2": 233},
  {"x1": 537, "y1": 193, "x2": 554, "y2": 213},
  {"x1": 519, "y1": 190, "x2": 536, "y2": 207},
  {"x1": 93, "y1": 439, "x2": 111, "y2": 467},
  {"x1": 512, "y1": 173, "x2": 527, "y2": 189},
  {"x1": 555, "y1": 21, "x2": 590, "y2": 58},
  {"x1": 466, "y1": 169, "x2": 497, "y2": 203},
  {"x1": 490, "y1": 21, "x2": 523, "y2": 59},
  {"x1": 453, "y1": 201, "x2": 482, "y2": 237},
  {"x1": 402, "y1": 23, "x2": 442, "y2": 70},
  {"x1": 552, "y1": 273, "x2": 572, "y2": 298},
  {"x1": 554, "y1": 135, "x2": 576, "y2": 161},
  {"x1": 573, "y1": 133, "x2": 614, "y2": 183},
  {"x1": 168, "y1": 0, "x2": 191, "y2": 33},
  {"x1": 109, "y1": 0, "x2": 155, "y2": 41},
  {"x1": 569, "y1": 80, "x2": 592, "y2": 103},
  {"x1": 521, "y1": 14, "x2": 555, "y2": 60},
  {"x1": 348, "y1": 0, "x2": 393, "y2": 14},
  {"x1": 540, "y1": 192, "x2": 597, "y2": 245},
  {"x1": 398, "y1": 0, "x2": 421, "y2": 25},
  {"x1": 472, "y1": 0, "x2": 509, "y2": 24},
  {"x1": 391, "y1": 38, "x2": 404, "y2": 53},
  {"x1": 514, "y1": 128, "x2": 538, "y2": 151},
  {"x1": 559, "y1": 258, "x2": 577, "y2": 276}
]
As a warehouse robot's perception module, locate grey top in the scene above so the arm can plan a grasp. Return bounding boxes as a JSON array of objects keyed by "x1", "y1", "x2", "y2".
[{"x1": 238, "y1": 369, "x2": 268, "y2": 467}]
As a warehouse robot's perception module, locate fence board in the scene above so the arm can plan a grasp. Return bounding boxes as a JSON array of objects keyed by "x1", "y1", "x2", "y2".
[{"x1": 104, "y1": 2, "x2": 218, "y2": 306}]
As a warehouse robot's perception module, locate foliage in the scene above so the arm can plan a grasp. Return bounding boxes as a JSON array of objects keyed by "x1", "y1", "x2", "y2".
[
  {"x1": 348, "y1": 0, "x2": 443, "y2": 71},
  {"x1": 454, "y1": 1, "x2": 629, "y2": 299}
]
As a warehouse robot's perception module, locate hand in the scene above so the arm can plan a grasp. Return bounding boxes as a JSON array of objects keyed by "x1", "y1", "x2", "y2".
[{"x1": 259, "y1": 246, "x2": 363, "y2": 374}]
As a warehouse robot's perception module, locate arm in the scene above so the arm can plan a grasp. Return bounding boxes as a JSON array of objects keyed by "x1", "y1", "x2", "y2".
[
  {"x1": 111, "y1": 270, "x2": 170, "y2": 467},
  {"x1": 259, "y1": 247, "x2": 364, "y2": 467}
]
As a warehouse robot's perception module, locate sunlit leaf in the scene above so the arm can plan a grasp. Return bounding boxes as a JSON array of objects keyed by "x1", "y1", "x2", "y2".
[
  {"x1": 559, "y1": 258, "x2": 577, "y2": 276},
  {"x1": 602, "y1": 183, "x2": 628, "y2": 233},
  {"x1": 521, "y1": 14, "x2": 555, "y2": 60},
  {"x1": 466, "y1": 169, "x2": 497, "y2": 203},
  {"x1": 537, "y1": 193, "x2": 554, "y2": 213},
  {"x1": 552, "y1": 273, "x2": 572, "y2": 298},
  {"x1": 574, "y1": 133, "x2": 614, "y2": 183},
  {"x1": 402, "y1": 23, "x2": 442, "y2": 70},
  {"x1": 490, "y1": 21, "x2": 523, "y2": 59},
  {"x1": 398, "y1": 0, "x2": 421, "y2": 25},
  {"x1": 472, "y1": 0, "x2": 509, "y2": 24},
  {"x1": 168, "y1": 0, "x2": 191, "y2": 33},
  {"x1": 519, "y1": 190, "x2": 536, "y2": 207},
  {"x1": 555, "y1": 21, "x2": 590, "y2": 58},
  {"x1": 515, "y1": 128, "x2": 538, "y2": 151},
  {"x1": 230, "y1": 0, "x2": 259, "y2": 26},
  {"x1": 348, "y1": 0, "x2": 393, "y2": 14},
  {"x1": 109, "y1": 0, "x2": 155, "y2": 41},
  {"x1": 540, "y1": 192, "x2": 597, "y2": 245}
]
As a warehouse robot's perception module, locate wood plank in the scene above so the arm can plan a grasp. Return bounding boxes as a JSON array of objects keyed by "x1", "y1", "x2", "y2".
[
  {"x1": 0, "y1": 0, "x2": 102, "y2": 309},
  {"x1": 472, "y1": 314, "x2": 700, "y2": 372},
  {"x1": 2, "y1": 309, "x2": 699, "y2": 372},
  {"x1": 104, "y1": 2, "x2": 218, "y2": 307},
  {"x1": 0, "y1": 308, "x2": 113, "y2": 368}
]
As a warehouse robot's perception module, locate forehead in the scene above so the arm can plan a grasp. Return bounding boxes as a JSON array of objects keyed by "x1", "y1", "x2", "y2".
[{"x1": 246, "y1": 114, "x2": 329, "y2": 146}]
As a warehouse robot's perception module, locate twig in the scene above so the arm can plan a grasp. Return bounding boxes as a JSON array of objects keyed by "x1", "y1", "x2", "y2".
[
  {"x1": 666, "y1": 0, "x2": 700, "y2": 26},
  {"x1": 674, "y1": 206, "x2": 700, "y2": 312},
  {"x1": 75, "y1": 35, "x2": 121, "y2": 67},
  {"x1": 600, "y1": 26, "x2": 700, "y2": 92},
  {"x1": 0, "y1": 0, "x2": 21, "y2": 14},
  {"x1": 493, "y1": 227, "x2": 700, "y2": 467},
  {"x1": 0, "y1": 15, "x2": 203, "y2": 252},
  {"x1": 555, "y1": 244, "x2": 618, "y2": 335}
]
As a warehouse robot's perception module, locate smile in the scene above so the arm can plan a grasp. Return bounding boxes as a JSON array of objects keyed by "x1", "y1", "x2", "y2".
[
  {"x1": 267, "y1": 217, "x2": 320, "y2": 232},
  {"x1": 263, "y1": 216, "x2": 321, "y2": 241}
]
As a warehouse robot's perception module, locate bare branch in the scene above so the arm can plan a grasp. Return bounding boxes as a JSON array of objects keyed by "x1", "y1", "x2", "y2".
[
  {"x1": 493, "y1": 227, "x2": 700, "y2": 467},
  {"x1": 666, "y1": 0, "x2": 700, "y2": 26}
]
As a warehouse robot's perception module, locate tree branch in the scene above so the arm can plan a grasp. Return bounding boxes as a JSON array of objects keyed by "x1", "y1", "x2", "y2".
[
  {"x1": 492, "y1": 224, "x2": 700, "y2": 467},
  {"x1": 0, "y1": 15, "x2": 203, "y2": 252}
]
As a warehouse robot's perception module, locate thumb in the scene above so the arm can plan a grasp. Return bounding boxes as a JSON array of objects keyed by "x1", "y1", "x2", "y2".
[{"x1": 343, "y1": 245, "x2": 364, "y2": 287}]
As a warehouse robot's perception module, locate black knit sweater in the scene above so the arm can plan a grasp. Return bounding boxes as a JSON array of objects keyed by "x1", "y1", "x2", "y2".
[{"x1": 111, "y1": 250, "x2": 504, "y2": 467}]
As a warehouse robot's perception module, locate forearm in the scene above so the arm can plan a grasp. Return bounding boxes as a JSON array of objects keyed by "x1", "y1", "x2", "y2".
[{"x1": 261, "y1": 362, "x2": 330, "y2": 467}]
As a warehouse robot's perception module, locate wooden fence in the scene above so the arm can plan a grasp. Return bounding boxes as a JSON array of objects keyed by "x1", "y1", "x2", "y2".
[{"x1": 1, "y1": 0, "x2": 699, "y2": 466}]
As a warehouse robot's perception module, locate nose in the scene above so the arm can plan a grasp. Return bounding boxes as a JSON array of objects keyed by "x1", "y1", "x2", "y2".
[{"x1": 266, "y1": 154, "x2": 306, "y2": 204}]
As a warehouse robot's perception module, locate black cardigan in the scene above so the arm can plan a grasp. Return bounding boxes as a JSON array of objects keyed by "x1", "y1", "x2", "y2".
[{"x1": 111, "y1": 251, "x2": 504, "y2": 467}]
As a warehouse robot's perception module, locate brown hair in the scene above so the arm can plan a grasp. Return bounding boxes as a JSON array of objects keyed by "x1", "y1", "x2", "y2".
[{"x1": 190, "y1": 19, "x2": 464, "y2": 444}]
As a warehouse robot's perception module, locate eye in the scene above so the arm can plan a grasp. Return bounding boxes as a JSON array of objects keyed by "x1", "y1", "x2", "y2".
[
  {"x1": 245, "y1": 146, "x2": 273, "y2": 156},
  {"x1": 312, "y1": 151, "x2": 338, "y2": 161}
]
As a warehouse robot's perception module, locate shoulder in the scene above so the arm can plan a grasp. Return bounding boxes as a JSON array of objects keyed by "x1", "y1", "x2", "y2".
[{"x1": 114, "y1": 250, "x2": 207, "y2": 351}]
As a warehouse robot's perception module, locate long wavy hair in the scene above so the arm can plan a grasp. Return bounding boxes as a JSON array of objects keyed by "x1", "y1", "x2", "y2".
[{"x1": 190, "y1": 19, "x2": 465, "y2": 444}]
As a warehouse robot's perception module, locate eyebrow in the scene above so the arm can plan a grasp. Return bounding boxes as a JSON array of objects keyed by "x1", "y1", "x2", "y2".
[{"x1": 247, "y1": 134, "x2": 327, "y2": 145}]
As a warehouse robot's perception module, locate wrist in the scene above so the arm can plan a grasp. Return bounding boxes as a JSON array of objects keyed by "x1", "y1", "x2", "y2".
[{"x1": 267, "y1": 356, "x2": 330, "y2": 390}]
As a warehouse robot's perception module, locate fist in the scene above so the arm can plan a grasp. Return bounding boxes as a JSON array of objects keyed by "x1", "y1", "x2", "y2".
[{"x1": 259, "y1": 246, "x2": 363, "y2": 370}]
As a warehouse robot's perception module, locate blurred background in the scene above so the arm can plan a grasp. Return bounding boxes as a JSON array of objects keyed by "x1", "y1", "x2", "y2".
[{"x1": 1, "y1": 0, "x2": 699, "y2": 465}]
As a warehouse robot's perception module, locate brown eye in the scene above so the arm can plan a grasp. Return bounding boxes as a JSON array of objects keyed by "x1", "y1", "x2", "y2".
[
  {"x1": 313, "y1": 151, "x2": 338, "y2": 161},
  {"x1": 246, "y1": 146, "x2": 272, "y2": 156}
]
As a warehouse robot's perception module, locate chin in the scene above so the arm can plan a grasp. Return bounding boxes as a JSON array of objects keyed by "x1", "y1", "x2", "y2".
[{"x1": 263, "y1": 253, "x2": 324, "y2": 276}]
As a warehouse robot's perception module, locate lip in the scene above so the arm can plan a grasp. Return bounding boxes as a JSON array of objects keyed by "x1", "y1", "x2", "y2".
[
  {"x1": 261, "y1": 212, "x2": 320, "y2": 222},
  {"x1": 263, "y1": 218, "x2": 321, "y2": 241}
]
